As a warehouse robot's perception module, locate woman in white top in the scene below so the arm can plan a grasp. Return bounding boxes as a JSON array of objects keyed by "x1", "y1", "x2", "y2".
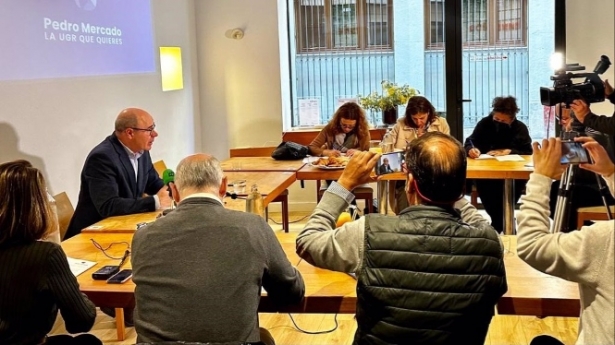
[{"x1": 387, "y1": 96, "x2": 450, "y2": 213}]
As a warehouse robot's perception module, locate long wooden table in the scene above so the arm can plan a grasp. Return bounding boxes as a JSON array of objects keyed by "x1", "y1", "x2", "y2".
[
  {"x1": 297, "y1": 155, "x2": 534, "y2": 234},
  {"x1": 64, "y1": 231, "x2": 579, "y2": 318},
  {"x1": 220, "y1": 157, "x2": 306, "y2": 172},
  {"x1": 82, "y1": 172, "x2": 295, "y2": 233}
]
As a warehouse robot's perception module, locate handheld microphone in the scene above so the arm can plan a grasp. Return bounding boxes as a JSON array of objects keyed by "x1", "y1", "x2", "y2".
[
  {"x1": 162, "y1": 169, "x2": 175, "y2": 185},
  {"x1": 162, "y1": 169, "x2": 175, "y2": 204}
]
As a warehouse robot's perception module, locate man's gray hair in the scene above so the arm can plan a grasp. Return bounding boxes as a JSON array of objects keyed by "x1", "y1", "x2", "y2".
[
  {"x1": 175, "y1": 156, "x2": 223, "y2": 192},
  {"x1": 115, "y1": 112, "x2": 139, "y2": 132}
]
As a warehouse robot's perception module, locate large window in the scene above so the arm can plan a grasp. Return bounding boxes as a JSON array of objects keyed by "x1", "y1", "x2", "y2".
[
  {"x1": 295, "y1": 0, "x2": 393, "y2": 52},
  {"x1": 426, "y1": 0, "x2": 526, "y2": 49}
]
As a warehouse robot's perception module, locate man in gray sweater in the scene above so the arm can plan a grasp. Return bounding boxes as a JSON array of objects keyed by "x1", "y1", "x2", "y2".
[
  {"x1": 297, "y1": 132, "x2": 507, "y2": 345},
  {"x1": 517, "y1": 136, "x2": 614, "y2": 345},
  {"x1": 131, "y1": 154, "x2": 305, "y2": 345}
]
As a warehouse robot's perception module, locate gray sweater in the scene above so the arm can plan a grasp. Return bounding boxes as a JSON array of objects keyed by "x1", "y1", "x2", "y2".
[
  {"x1": 517, "y1": 173, "x2": 615, "y2": 345},
  {"x1": 132, "y1": 196, "x2": 305, "y2": 344}
]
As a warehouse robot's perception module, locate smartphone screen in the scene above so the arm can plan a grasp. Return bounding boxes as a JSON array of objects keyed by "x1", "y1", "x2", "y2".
[
  {"x1": 375, "y1": 152, "x2": 404, "y2": 175},
  {"x1": 561, "y1": 141, "x2": 589, "y2": 164},
  {"x1": 107, "y1": 269, "x2": 133, "y2": 284}
]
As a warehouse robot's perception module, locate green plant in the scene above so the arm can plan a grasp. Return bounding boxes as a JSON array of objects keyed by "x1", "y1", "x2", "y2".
[{"x1": 358, "y1": 80, "x2": 418, "y2": 112}]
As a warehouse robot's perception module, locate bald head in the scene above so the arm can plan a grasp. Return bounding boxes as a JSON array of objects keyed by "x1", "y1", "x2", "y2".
[
  {"x1": 175, "y1": 154, "x2": 224, "y2": 194},
  {"x1": 115, "y1": 108, "x2": 152, "y2": 132},
  {"x1": 405, "y1": 132, "x2": 467, "y2": 204}
]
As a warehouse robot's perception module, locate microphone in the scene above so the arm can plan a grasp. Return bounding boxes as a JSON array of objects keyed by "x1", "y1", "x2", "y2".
[
  {"x1": 161, "y1": 169, "x2": 175, "y2": 204},
  {"x1": 162, "y1": 169, "x2": 175, "y2": 185}
]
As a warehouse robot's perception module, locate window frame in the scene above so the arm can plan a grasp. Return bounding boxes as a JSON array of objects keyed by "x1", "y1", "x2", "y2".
[
  {"x1": 294, "y1": 0, "x2": 394, "y2": 53},
  {"x1": 424, "y1": 0, "x2": 527, "y2": 50}
]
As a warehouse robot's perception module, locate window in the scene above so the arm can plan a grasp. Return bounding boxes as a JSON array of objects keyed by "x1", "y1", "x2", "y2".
[
  {"x1": 425, "y1": 0, "x2": 526, "y2": 49},
  {"x1": 295, "y1": 0, "x2": 393, "y2": 52}
]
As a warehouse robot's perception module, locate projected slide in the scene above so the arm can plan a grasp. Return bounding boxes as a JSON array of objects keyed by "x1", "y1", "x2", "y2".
[{"x1": 0, "y1": 0, "x2": 155, "y2": 81}]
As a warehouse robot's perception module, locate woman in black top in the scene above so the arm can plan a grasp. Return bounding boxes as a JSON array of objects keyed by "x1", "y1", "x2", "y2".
[
  {"x1": 464, "y1": 96, "x2": 533, "y2": 232},
  {"x1": 0, "y1": 160, "x2": 100, "y2": 345}
]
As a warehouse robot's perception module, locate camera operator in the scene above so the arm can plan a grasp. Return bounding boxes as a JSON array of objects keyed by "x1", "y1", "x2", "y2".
[
  {"x1": 570, "y1": 79, "x2": 615, "y2": 136},
  {"x1": 549, "y1": 103, "x2": 615, "y2": 231},
  {"x1": 517, "y1": 136, "x2": 614, "y2": 345}
]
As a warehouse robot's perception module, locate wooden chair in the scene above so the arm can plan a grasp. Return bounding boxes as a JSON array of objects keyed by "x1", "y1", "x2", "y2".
[
  {"x1": 52, "y1": 192, "x2": 74, "y2": 241},
  {"x1": 229, "y1": 147, "x2": 290, "y2": 232},
  {"x1": 153, "y1": 160, "x2": 167, "y2": 177},
  {"x1": 317, "y1": 181, "x2": 374, "y2": 214},
  {"x1": 576, "y1": 205, "x2": 615, "y2": 229}
]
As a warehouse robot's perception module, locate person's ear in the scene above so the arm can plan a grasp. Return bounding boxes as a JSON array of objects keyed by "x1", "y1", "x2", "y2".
[
  {"x1": 219, "y1": 176, "x2": 228, "y2": 199},
  {"x1": 405, "y1": 173, "x2": 414, "y2": 194},
  {"x1": 170, "y1": 182, "x2": 180, "y2": 203}
]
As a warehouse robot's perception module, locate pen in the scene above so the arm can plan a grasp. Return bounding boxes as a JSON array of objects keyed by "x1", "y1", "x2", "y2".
[{"x1": 468, "y1": 139, "x2": 475, "y2": 148}]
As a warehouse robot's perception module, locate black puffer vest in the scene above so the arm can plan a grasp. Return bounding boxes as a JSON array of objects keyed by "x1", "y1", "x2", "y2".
[{"x1": 354, "y1": 205, "x2": 507, "y2": 345}]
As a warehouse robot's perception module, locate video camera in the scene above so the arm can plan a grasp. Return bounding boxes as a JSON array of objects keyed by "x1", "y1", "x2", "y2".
[{"x1": 540, "y1": 55, "x2": 611, "y2": 107}]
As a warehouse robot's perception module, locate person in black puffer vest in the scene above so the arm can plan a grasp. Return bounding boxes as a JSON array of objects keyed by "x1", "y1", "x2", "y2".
[{"x1": 297, "y1": 132, "x2": 508, "y2": 345}]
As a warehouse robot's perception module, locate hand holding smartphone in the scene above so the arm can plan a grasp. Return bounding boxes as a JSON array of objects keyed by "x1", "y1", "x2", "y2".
[
  {"x1": 561, "y1": 141, "x2": 590, "y2": 164},
  {"x1": 375, "y1": 152, "x2": 405, "y2": 175},
  {"x1": 107, "y1": 269, "x2": 133, "y2": 284}
]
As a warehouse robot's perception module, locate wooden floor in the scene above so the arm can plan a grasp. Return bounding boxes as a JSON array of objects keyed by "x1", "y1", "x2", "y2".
[{"x1": 50, "y1": 211, "x2": 579, "y2": 345}]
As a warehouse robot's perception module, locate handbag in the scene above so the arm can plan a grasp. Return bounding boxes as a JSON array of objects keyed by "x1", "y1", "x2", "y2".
[{"x1": 271, "y1": 141, "x2": 308, "y2": 160}]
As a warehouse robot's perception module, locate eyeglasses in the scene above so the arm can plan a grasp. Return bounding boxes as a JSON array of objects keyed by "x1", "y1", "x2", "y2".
[
  {"x1": 130, "y1": 125, "x2": 156, "y2": 134},
  {"x1": 340, "y1": 124, "x2": 355, "y2": 130}
]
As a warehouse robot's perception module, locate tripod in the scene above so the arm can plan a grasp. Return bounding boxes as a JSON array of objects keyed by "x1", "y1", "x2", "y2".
[
  {"x1": 551, "y1": 149, "x2": 614, "y2": 233},
  {"x1": 551, "y1": 106, "x2": 614, "y2": 233}
]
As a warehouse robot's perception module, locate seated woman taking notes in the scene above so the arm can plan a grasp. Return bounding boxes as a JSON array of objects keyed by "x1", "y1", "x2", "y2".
[
  {"x1": 0, "y1": 160, "x2": 101, "y2": 345},
  {"x1": 308, "y1": 102, "x2": 370, "y2": 157},
  {"x1": 463, "y1": 96, "x2": 532, "y2": 232}
]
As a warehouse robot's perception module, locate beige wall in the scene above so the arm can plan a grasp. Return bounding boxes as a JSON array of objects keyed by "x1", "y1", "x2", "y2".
[{"x1": 566, "y1": 0, "x2": 615, "y2": 116}]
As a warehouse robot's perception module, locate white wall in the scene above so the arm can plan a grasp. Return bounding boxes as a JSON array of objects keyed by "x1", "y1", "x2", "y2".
[
  {"x1": 0, "y1": 0, "x2": 201, "y2": 203},
  {"x1": 566, "y1": 0, "x2": 615, "y2": 116},
  {"x1": 195, "y1": 0, "x2": 318, "y2": 211}
]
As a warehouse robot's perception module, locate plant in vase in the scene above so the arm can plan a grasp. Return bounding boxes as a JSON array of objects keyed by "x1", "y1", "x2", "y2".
[{"x1": 358, "y1": 80, "x2": 418, "y2": 125}]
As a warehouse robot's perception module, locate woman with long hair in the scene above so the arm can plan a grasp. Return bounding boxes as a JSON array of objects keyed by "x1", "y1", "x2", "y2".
[
  {"x1": 0, "y1": 160, "x2": 100, "y2": 345},
  {"x1": 309, "y1": 102, "x2": 371, "y2": 157},
  {"x1": 387, "y1": 96, "x2": 450, "y2": 213}
]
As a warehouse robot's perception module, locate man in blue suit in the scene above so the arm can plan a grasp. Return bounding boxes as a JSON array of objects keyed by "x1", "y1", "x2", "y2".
[{"x1": 66, "y1": 108, "x2": 171, "y2": 240}]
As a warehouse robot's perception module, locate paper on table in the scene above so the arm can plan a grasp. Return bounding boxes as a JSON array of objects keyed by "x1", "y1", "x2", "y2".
[
  {"x1": 476, "y1": 154, "x2": 495, "y2": 160},
  {"x1": 495, "y1": 154, "x2": 525, "y2": 162},
  {"x1": 67, "y1": 257, "x2": 96, "y2": 277}
]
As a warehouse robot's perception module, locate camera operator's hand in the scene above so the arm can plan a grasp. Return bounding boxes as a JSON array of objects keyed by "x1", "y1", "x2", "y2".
[
  {"x1": 337, "y1": 151, "x2": 380, "y2": 191},
  {"x1": 575, "y1": 137, "x2": 615, "y2": 177},
  {"x1": 532, "y1": 138, "x2": 566, "y2": 179},
  {"x1": 605, "y1": 79, "x2": 614, "y2": 97},
  {"x1": 487, "y1": 149, "x2": 511, "y2": 156},
  {"x1": 569, "y1": 99, "x2": 590, "y2": 123},
  {"x1": 468, "y1": 148, "x2": 481, "y2": 159}
]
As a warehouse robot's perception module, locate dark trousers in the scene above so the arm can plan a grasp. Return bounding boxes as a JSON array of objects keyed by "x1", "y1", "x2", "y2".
[
  {"x1": 475, "y1": 179, "x2": 526, "y2": 233},
  {"x1": 46, "y1": 334, "x2": 102, "y2": 345},
  {"x1": 549, "y1": 180, "x2": 615, "y2": 232}
]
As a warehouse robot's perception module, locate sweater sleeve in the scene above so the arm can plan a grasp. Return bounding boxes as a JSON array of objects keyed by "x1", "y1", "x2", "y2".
[
  {"x1": 509, "y1": 122, "x2": 533, "y2": 155},
  {"x1": 308, "y1": 129, "x2": 329, "y2": 156},
  {"x1": 260, "y1": 219, "x2": 305, "y2": 306},
  {"x1": 516, "y1": 173, "x2": 610, "y2": 285},
  {"x1": 46, "y1": 246, "x2": 97, "y2": 334},
  {"x1": 583, "y1": 112, "x2": 615, "y2": 137},
  {"x1": 296, "y1": 183, "x2": 365, "y2": 274}
]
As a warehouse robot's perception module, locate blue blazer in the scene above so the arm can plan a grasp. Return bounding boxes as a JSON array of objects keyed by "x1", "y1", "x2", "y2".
[{"x1": 65, "y1": 134, "x2": 164, "y2": 239}]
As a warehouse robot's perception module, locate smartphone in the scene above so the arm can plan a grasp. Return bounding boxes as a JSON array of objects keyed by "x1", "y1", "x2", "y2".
[
  {"x1": 91, "y1": 265, "x2": 119, "y2": 280},
  {"x1": 561, "y1": 141, "x2": 590, "y2": 164},
  {"x1": 375, "y1": 151, "x2": 404, "y2": 175},
  {"x1": 106, "y1": 269, "x2": 133, "y2": 284}
]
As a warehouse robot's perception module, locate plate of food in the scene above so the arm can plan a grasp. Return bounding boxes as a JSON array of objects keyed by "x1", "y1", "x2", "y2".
[{"x1": 309, "y1": 156, "x2": 349, "y2": 170}]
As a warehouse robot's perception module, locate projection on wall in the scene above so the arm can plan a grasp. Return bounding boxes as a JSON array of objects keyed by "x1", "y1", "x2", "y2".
[{"x1": 0, "y1": 0, "x2": 155, "y2": 81}]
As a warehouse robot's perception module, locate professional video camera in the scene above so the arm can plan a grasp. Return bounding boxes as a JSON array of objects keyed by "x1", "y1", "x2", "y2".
[{"x1": 540, "y1": 55, "x2": 611, "y2": 107}]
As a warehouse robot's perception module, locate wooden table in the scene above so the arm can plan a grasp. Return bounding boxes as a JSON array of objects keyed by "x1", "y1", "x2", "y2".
[
  {"x1": 82, "y1": 172, "x2": 295, "y2": 233},
  {"x1": 64, "y1": 232, "x2": 578, "y2": 317},
  {"x1": 220, "y1": 157, "x2": 306, "y2": 172},
  {"x1": 297, "y1": 156, "x2": 534, "y2": 234}
]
